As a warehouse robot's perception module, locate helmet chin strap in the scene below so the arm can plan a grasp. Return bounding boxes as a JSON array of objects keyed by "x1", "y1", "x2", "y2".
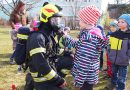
[
  {"x1": 50, "y1": 17, "x2": 62, "y2": 33},
  {"x1": 52, "y1": 25, "x2": 60, "y2": 33}
]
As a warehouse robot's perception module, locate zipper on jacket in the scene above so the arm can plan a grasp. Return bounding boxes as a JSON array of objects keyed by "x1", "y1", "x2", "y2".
[{"x1": 114, "y1": 39, "x2": 120, "y2": 65}]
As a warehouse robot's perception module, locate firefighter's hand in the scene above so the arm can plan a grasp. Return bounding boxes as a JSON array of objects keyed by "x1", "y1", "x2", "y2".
[
  {"x1": 73, "y1": 86, "x2": 80, "y2": 90},
  {"x1": 59, "y1": 80, "x2": 67, "y2": 88}
]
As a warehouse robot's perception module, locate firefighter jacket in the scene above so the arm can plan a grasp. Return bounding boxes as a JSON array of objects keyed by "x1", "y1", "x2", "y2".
[
  {"x1": 108, "y1": 29, "x2": 130, "y2": 66},
  {"x1": 26, "y1": 22, "x2": 65, "y2": 86}
]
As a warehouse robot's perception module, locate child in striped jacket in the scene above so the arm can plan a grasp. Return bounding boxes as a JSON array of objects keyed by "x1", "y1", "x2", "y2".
[{"x1": 63, "y1": 5, "x2": 108, "y2": 90}]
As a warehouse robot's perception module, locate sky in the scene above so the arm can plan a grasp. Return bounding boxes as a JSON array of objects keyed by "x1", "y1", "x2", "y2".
[
  {"x1": 1, "y1": 0, "x2": 130, "y2": 20},
  {"x1": 3, "y1": 0, "x2": 115, "y2": 4},
  {"x1": 3, "y1": 0, "x2": 129, "y2": 4},
  {"x1": 108, "y1": 0, "x2": 114, "y2": 3},
  {"x1": 2, "y1": 0, "x2": 12, "y2": 4}
]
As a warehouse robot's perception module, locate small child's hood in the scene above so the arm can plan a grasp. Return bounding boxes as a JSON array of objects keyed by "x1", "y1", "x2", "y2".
[{"x1": 89, "y1": 27, "x2": 103, "y2": 39}]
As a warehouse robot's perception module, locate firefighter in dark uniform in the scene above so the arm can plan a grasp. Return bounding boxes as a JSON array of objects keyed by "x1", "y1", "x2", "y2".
[{"x1": 26, "y1": 2, "x2": 67, "y2": 90}]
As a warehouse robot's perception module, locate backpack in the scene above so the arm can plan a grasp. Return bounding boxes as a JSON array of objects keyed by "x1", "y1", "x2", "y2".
[
  {"x1": 14, "y1": 26, "x2": 31, "y2": 65},
  {"x1": 14, "y1": 26, "x2": 53, "y2": 65}
]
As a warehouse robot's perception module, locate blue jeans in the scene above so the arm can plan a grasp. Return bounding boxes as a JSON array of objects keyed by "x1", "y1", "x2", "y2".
[{"x1": 111, "y1": 64, "x2": 128, "y2": 90}]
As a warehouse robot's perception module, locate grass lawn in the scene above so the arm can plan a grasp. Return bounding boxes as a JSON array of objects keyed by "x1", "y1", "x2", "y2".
[{"x1": 0, "y1": 27, "x2": 130, "y2": 90}]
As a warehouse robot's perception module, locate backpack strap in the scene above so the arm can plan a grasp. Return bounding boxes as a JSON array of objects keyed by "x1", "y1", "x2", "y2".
[
  {"x1": 30, "y1": 31, "x2": 50, "y2": 45},
  {"x1": 24, "y1": 31, "x2": 50, "y2": 71}
]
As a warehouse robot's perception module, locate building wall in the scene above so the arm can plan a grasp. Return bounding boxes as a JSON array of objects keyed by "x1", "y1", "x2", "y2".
[{"x1": 50, "y1": 0, "x2": 102, "y2": 17}]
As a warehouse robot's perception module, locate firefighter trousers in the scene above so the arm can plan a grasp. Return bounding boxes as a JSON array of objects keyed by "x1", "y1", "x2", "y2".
[{"x1": 24, "y1": 73, "x2": 34, "y2": 90}]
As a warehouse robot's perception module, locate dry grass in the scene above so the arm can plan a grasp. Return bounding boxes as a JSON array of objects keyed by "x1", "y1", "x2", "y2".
[
  {"x1": 0, "y1": 27, "x2": 130, "y2": 90},
  {"x1": 0, "y1": 27, "x2": 25, "y2": 89}
]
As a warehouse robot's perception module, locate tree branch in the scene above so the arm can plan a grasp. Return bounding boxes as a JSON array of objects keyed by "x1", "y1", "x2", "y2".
[
  {"x1": 0, "y1": 0, "x2": 42, "y2": 17},
  {"x1": 0, "y1": 3, "x2": 10, "y2": 16},
  {"x1": 0, "y1": 7, "x2": 10, "y2": 16},
  {"x1": 4, "y1": 0, "x2": 15, "y2": 10},
  {"x1": 12, "y1": 0, "x2": 18, "y2": 6}
]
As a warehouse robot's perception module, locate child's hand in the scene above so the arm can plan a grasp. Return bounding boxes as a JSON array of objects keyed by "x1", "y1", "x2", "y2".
[{"x1": 59, "y1": 80, "x2": 67, "y2": 88}]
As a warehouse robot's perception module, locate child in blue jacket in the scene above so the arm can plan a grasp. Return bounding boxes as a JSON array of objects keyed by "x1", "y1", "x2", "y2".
[{"x1": 108, "y1": 14, "x2": 130, "y2": 90}]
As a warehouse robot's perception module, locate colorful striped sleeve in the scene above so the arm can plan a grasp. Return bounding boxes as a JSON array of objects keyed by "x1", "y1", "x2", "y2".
[{"x1": 64, "y1": 36, "x2": 78, "y2": 48}]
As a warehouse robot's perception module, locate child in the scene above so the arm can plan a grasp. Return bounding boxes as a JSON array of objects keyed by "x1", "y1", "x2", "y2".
[
  {"x1": 61, "y1": 27, "x2": 74, "y2": 55},
  {"x1": 107, "y1": 20, "x2": 118, "y2": 77},
  {"x1": 64, "y1": 5, "x2": 108, "y2": 90},
  {"x1": 107, "y1": 14, "x2": 130, "y2": 90},
  {"x1": 10, "y1": 23, "x2": 22, "y2": 65},
  {"x1": 107, "y1": 20, "x2": 118, "y2": 35},
  {"x1": 105, "y1": 20, "x2": 118, "y2": 89},
  {"x1": 30, "y1": 16, "x2": 40, "y2": 31},
  {"x1": 59, "y1": 27, "x2": 72, "y2": 49},
  {"x1": 56, "y1": 27, "x2": 74, "y2": 78}
]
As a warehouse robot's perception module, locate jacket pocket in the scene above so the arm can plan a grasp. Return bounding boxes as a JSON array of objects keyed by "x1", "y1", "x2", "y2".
[{"x1": 108, "y1": 49, "x2": 116, "y2": 63}]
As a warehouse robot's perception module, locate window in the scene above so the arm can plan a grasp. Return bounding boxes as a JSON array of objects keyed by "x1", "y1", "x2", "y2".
[
  {"x1": 65, "y1": 0, "x2": 74, "y2": 2},
  {"x1": 94, "y1": 0, "x2": 99, "y2": 2}
]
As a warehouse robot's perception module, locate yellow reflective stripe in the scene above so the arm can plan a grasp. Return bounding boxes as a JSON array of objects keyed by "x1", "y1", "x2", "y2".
[
  {"x1": 59, "y1": 48, "x2": 64, "y2": 54},
  {"x1": 34, "y1": 77, "x2": 47, "y2": 82},
  {"x1": 61, "y1": 69, "x2": 71, "y2": 75},
  {"x1": 17, "y1": 34, "x2": 28, "y2": 40},
  {"x1": 30, "y1": 47, "x2": 46, "y2": 56},
  {"x1": 59, "y1": 37, "x2": 64, "y2": 48},
  {"x1": 31, "y1": 72, "x2": 38, "y2": 78},
  {"x1": 110, "y1": 37, "x2": 122, "y2": 50},
  {"x1": 44, "y1": 69, "x2": 56, "y2": 80},
  {"x1": 54, "y1": 35, "x2": 58, "y2": 43},
  {"x1": 32, "y1": 70, "x2": 56, "y2": 82}
]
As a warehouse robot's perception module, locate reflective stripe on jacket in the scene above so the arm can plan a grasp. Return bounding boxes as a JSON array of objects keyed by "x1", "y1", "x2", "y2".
[{"x1": 31, "y1": 69, "x2": 56, "y2": 82}]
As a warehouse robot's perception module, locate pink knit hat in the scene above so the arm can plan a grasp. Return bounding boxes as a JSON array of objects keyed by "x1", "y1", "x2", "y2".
[{"x1": 78, "y1": 5, "x2": 101, "y2": 25}]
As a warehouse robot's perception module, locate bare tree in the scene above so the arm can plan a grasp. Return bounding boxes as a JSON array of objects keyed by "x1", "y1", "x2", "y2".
[
  {"x1": 69, "y1": 0, "x2": 84, "y2": 29},
  {"x1": 0, "y1": 0, "x2": 42, "y2": 16},
  {"x1": 115, "y1": 0, "x2": 129, "y2": 4},
  {"x1": 116, "y1": 0, "x2": 119, "y2": 4}
]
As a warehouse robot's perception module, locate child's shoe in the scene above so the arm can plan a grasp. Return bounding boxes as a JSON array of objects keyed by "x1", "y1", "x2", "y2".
[
  {"x1": 17, "y1": 66, "x2": 23, "y2": 74},
  {"x1": 9, "y1": 58, "x2": 15, "y2": 65}
]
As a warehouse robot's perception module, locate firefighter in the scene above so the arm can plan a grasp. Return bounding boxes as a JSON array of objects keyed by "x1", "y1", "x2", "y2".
[{"x1": 26, "y1": 2, "x2": 67, "y2": 90}]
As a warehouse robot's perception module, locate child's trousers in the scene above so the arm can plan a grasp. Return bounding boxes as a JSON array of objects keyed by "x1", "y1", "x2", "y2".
[
  {"x1": 111, "y1": 64, "x2": 128, "y2": 90},
  {"x1": 80, "y1": 82, "x2": 93, "y2": 90}
]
